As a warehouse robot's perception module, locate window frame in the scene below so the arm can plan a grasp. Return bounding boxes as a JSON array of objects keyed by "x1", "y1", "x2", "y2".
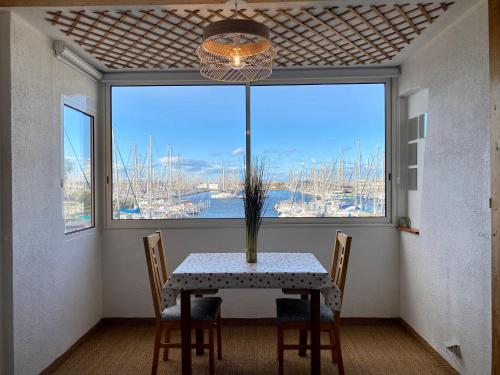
[
  {"x1": 62, "y1": 97, "x2": 96, "y2": 235},
  {"x1": 104, "y1": 76, "x2": 396, "y2": 229}
]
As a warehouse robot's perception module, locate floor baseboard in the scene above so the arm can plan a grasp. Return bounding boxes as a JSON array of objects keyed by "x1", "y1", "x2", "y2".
[
  {"x1": 399, "y1": 318, "x2": 459, "y2": 374},
  {"x1": 101, "y1": 316, "x2": 400, "y2": 326},
  {"x1": 40, "y1": 319, "x2": 104, "y2": 374}
]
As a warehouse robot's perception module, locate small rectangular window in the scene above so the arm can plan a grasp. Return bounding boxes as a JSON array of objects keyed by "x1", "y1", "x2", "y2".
[
  {"x1": 63, "y1": 105, "x2": 94, "y2": 234},
  {"x1": 408, "y1": 117, "x2": 419, "y2": 141},
  {"x1": 408, "y1": 143, "x2": 418, "y2": 166}
]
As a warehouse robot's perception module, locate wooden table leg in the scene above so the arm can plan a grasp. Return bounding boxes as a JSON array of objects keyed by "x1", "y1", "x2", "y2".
[
  {"x1": 310, "y1": 289, "x2": 321, "y2": 375},
  {"x1": 299, "y1": 293, "x2": 308, "y2": 357},
  {"x1": 181, "y1": 290, "x2": 192, "y2": 375},
  {"x1": 194, "y1": 294, "x2": 204, "y2": 356}
]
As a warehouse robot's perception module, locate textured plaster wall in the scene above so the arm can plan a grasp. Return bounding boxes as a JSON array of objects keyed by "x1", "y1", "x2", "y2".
[
  {"x1": 9, "y1": 13, "x2": 102, "y2": 375},
  {"x1": 399, "y1": 1, "x2": 491, "y2": 373},
  {"x1": 0, "y1": 12, "x2": 12, "y2": 375},
  {"x1": 103, "y1": 225, "x2": 399, "y2": 318},
  {"x1": 407, "y1": 89, "x2": 429, "y2": 229}
]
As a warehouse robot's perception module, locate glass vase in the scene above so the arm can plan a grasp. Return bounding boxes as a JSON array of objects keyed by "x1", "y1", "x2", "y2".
[{"x1": 245, "y1": 231, "x2": 258, "y2": 263}]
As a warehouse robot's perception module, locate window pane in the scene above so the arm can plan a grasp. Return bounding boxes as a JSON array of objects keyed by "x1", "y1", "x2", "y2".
[
  {"x1": 63, "y1": 105, "x2": 94, "y2": 233},
  {"x1": 251, "y1": 84, "x2": 386, "y2": 218},
  {"x1": 111, "y1": 85, "x2": 246, "y2": 220}
]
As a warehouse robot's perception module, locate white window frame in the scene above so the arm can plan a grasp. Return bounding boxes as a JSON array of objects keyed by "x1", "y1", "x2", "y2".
[
  {"x1": 103, "y1": 70, "x2": 398, "y2": 229},
  {"x1": 61, "y1": 95, "x2": 96, "y2": 235}
]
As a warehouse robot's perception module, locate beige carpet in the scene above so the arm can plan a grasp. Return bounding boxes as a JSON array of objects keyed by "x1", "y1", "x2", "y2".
[{"x1": 43, "y1": 324, "x2": 458, "y2": 375}]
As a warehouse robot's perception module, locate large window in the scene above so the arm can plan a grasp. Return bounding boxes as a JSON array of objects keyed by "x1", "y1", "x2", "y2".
[
  {"x1": 109, "y1": 82, "x2": 387, "y2": 221},
  {"x1": 111, "y1": 85, "x2": 246, "y2": 220},
  {"x1": 252, "y1": 84, "x2": 386, "y2": 218},
  {"x1": 63, "y1": 105, "x2": 94, "y2": 233}
]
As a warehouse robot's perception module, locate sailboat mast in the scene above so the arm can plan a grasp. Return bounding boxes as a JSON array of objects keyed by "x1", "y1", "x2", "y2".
[
  {"x1": 301, "y1": 162, "x2": 305, "y2": 204},
  {"x1": 148, "y1": 134, "x2": 152, "y2": 218},
  {"x1": 339, "y1": 146, "x2": 343, "y2": 192},
  {"x1": 356, "y1": 140, "x2": 361, "y2": 208},
  {"x1": 168, "y1": 145, "x2": 173, "y2": 202},
  {"x1": 375, "y1": 144, "x2": 380, "y2": 215},
  {"x1": 177, "y1": 152, "x2": 181, "y2": 201},
  {"x1": 222, "y1": 161, "x2": 225, "y2": 192},
  {"x1": 113, "y1": 129, "x2": 121, "y2": 217}
]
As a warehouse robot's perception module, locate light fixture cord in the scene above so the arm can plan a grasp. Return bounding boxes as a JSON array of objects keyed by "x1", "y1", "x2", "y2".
[{"x1": 234, "y1": 0, "x2": 238, "y2": 19}]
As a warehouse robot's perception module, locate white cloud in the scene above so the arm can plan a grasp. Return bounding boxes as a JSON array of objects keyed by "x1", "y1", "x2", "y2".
[{"x1": 231, "y1": 147, "x2": 244, "y2": 156}]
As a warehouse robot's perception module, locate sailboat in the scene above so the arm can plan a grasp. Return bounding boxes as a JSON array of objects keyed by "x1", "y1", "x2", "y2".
[{"x1": 211, "y1": 162, "x2": 238, "y2": 199}]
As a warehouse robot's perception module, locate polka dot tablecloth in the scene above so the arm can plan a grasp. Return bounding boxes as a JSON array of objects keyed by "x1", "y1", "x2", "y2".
[{"x1": 162, "y1": 252, "x2": 342, "y2": 312}]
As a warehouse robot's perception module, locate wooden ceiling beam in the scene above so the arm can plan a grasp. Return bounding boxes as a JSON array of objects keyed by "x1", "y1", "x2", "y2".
[
  {"x1": 229, "y1": 10, "x2": 306, "y2": 66},
  {"x1": 318, "y1": 7, "x2": 391, "y2": 61},
  {"x1": 278, "y1": 9, "x2": 365, "y2": 64},
  {"x1": 105, "y1": 11, "x2": 156, "y2": 67},
  {"x1": 347, "y1": 6, "x2": 401, "y2": 52},
  {"x1": 0, "y1": 0, "x2": 224, "y2": 6},
  {"x1": 370, "y1": 5, "x2": 409, "y2": 44},
  {"x1": 77, "y1": 39, "x2": 167, "y2": 68},
  {"x1": 253, "y1": 8, "x2": 348, "y2": 65},
  {"x1": 394, "y1": 4, "x2": 421, "y2": 35},
  {"x1": 44, "y1": 2, "x2": 451, "y2": 70},
  {"x1": 75, "y1": 10, "x2": 199, "y2": 62},
  {"x1": 417, "y1": 4, "x2": 433, "y2": 24},
  {"x1": 50, "y1": 21, "x2": 183, "y2": 68},
  {"x1": 47, "y1": 11, "x2": 196, "y2": 67},
  {"x1": 490, "y1": 0, "x2": 500, "y2": 371}
]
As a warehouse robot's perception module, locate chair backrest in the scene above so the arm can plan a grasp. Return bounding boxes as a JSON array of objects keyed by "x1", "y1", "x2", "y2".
[
  {"x1": 330, "y1": 230, "x2": 352, "y2": 297},
  {"x1": 143, "y1": 231, "x2": 168, "y2": 321}
]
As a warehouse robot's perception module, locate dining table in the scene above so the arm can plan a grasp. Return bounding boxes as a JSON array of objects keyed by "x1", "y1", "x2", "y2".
[{"x1": 162, "y1": 252, "x2": 342, "y2": 375}]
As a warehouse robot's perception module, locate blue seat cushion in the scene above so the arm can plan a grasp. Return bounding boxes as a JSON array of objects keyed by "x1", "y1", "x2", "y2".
[
  {"x1": 276, "y1": 298, "x2": 335, "y2": 323},
  {"x1": 161, "y1": 296, "x2": 222, "y2": 322}
]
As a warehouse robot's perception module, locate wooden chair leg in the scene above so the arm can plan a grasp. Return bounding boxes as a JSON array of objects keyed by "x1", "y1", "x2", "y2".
[
  {"x1": 333, "y1": 324, "x2": 344, "y2": 375},
  {"x1": 151, "y1": 325, "x2": 161, "y2": 375},
  {"x1": 216, "y1": 314, "x2": 222, "y2": 360},
  {"x1": 163, "y1": 327, "x2": 171, "y2": 361},
  {"x1": 277, "y1": 325, "x2": 284, "y2": 375},
  {"x1": 196, "y1": 329, "x2": 205, "y2": 356},
  {"x1": 299, "y1": 329, "x2": 308, "y2": 357},
  {"x1": 209, "y1": 326, "x2": 215, "y2": 375},
  {"x1": 328, "y1": 329, "x2": 336, "y2": 363}
]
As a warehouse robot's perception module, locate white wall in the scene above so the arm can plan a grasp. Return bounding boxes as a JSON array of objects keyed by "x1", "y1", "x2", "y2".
[
  {"x1": 0, "y1": 11, "x2": 12, "y2": 375},
  {"x1": 399, "y1": 1, "x2": 491, "y2": 374},
  {"x1": 8, "y1": 13, "x2": 103, "y2": 375},
  {"x1": 103, "y1": 225, "x2": 399, "y2": 318},
  {"x1": 408, "y1": 89, "x2": 429, "y2": 119},
  {"x1": 407, "y1": 89, "x2": 428, "y2": 229}
]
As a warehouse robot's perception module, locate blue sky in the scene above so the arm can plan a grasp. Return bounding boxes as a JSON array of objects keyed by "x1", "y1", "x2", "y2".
[
  {"x1": 64, "y1": 105, "x2": 92, "y2": 164},
  {"x1": 111, "y1": 84, "x2": 385, "y2": 181}
]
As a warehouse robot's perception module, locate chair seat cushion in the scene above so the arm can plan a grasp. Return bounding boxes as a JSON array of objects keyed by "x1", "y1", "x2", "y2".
[
  {"x1": 276, "y1": 298, "x2": 335, "y2": 323},
  {"x1": 161, "y1": 296, "x2": 222, "y2": 322}
]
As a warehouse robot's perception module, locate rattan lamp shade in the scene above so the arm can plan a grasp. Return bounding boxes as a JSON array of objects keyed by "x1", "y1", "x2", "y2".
[{"x1": 197, "y1": 19, "x2": 276, "y2": 82}]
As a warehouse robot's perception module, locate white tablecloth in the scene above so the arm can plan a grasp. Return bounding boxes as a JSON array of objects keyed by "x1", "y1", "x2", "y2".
[{"x1": 162, "y1": 252, "x2": 342, "y2": 312}]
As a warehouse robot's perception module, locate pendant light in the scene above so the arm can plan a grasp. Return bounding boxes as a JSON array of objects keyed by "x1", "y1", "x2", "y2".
[{"x1": 197, "y1": 6, "x2": 276, "y2": 82}]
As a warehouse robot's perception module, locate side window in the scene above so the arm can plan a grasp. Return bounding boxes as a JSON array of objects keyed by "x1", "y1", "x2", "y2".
[{"x1": 63, "y1": 104, "x2": 95, "y2": 234}]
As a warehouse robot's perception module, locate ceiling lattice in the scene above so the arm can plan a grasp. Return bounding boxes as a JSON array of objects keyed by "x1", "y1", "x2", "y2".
[{"x1": 46, "y1": 2, "x2": 453, "y2": 70}]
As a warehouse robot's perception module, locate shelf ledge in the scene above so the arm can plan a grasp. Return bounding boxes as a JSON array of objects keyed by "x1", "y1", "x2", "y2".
[{"x1": 398, "y1": 226, "x2": 420, "y2": 235}]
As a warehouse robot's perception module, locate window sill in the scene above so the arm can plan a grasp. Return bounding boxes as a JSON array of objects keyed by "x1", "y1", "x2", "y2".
[{"x1": 104, "y1": 217, "x2": 394, "y2": 230}]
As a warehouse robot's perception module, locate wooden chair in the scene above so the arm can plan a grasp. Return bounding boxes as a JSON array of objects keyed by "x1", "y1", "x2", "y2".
[
  {"x1": 275, "y1": 230, "x2": 352, "y2": 375},
  {"x1": 143, "y1": 231, "x2": 222, "y2": 375}
]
